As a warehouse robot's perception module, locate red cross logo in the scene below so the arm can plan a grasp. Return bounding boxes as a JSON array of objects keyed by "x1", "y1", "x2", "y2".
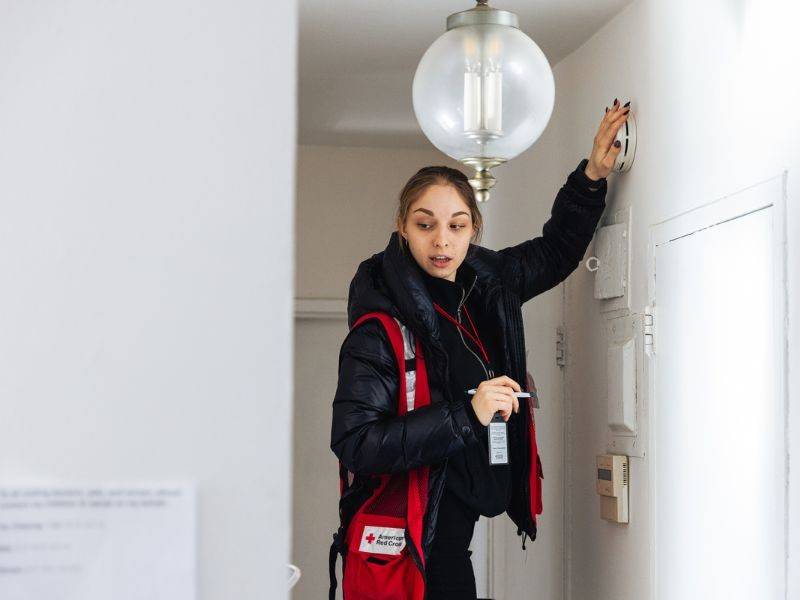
[{"x1": 365, "y1": 533, "x2": 376, "y2": 544}]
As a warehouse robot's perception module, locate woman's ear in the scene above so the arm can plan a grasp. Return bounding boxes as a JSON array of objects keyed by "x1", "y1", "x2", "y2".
[{"x1": 470, "y1": 224, "x2": 480, "y2": 245}]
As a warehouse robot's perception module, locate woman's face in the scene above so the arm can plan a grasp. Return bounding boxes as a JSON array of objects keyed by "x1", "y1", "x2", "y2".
[{"x1": 398, "y1": 184, "x2": 475, "y2": 282}]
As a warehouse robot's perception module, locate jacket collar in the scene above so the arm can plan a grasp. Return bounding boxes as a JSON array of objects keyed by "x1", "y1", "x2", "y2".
[
  {"x1": 414, "y1": 258, "x2": 476, "y2": 316},
  {"x1": 347, "y1": 231, "x2": 503, "y2": 343}
]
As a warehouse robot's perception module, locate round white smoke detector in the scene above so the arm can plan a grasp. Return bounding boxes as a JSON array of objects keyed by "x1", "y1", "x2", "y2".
[{"x1": 613, "y1": 110, "x2": 637, "y2": 173}]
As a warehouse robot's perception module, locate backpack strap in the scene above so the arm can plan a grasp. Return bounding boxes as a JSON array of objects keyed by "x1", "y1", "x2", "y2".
[
  {"x1": 329, "y1": 311, "x2": 428, "y2": 599},
  {"x1": 328, "y1": 527, "x2": 344, "y2": 600},
  {"x1": 394, "y1": 316, "x2": 419, "y2": 414},
  {"x1": 403, "y1": 322, "x2": 430, "y2": 572},
  {"x1": 350, "y1": 312, "x2": 412, "y2": 410}
]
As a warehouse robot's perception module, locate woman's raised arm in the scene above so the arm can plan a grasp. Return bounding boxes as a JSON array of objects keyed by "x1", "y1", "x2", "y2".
[
  {"x1": 497, "y1": 158, "x2": 607, "y2": 303},
  {"x1": 498, "y1": 100, "x2": 631, "y2": 303}
]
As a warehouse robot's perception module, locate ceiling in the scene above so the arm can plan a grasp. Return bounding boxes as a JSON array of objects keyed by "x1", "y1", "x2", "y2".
[{"x1": 298, "y1": 0, "x2": 633, "y2": 148}]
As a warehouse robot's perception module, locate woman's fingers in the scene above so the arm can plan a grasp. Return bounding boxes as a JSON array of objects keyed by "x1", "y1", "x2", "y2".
[
  {"x1": 588, "y1": 101, "x2": 630, "y2": 179},
  {"x1": 597, "y1": 107, "x2": 629, "y2": 152},
  {"x1": 599, "y1": 101, "x2": 619, "y2": 137},
  {"x1": 600, "y1": 111, "x2": 630, "y2": 151},
  {"x1": 602, "y1": 137, "x2": 624, "y2": 169},
  {"x1": 479, "y1": 375, "x2": 520, "y2": 392},
  {"x1": 601, "y1": 99, "x2": 623, "y2": 127},
  {"x1": 489, "y1": 392, "x2": 512, "y2": 409},
  {"x1": 598, "y1": 100, "x2": 628, "y2": 140},
  {"x1": 476, "y1": 376, "x2": 523, "y2": 422},
  {"x1": 491, "y1": 400, "x2": 514, "y2": 420},
  {"x1": 603, "y1": 99, "x2": 627, "y2": 123},
  {"x1": 482, "y1": 385, "x2": 521, "y2": 411},
  {"x1": 488, "y1": 391, "x2": 513, "y2": 405},
  {"x1": 487, "y1": 392, "x2": 515, "y2": 421},
  {"x1": 486, "y1": 375, "x2": 521, "y2": 392},
  {"x1": 481, "y1": 384, "x2": 517, "y2": 395}
]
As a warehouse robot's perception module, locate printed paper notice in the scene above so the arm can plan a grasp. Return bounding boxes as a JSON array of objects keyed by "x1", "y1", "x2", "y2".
[{"x1": 0, "y1": 483, "x2": 195, "y2": 600}]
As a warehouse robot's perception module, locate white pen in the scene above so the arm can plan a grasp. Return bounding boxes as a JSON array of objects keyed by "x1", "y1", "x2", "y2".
[{"x1": 466, "y1": 389, "x2": 531, "y2": 398}]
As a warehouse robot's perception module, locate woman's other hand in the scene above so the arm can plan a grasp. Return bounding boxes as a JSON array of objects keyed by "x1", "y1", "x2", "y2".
[
  {"x1": 584, "y1": 98, "x2": 631, "y2": 181},
  {"x1": 470, "y1": 375, "x2": 521, "y2": 426}
]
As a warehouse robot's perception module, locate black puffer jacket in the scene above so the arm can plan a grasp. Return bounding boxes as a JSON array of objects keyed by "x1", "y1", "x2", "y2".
[{"x1": 330, "y1": 158, "x2": 607, "y2": 564}]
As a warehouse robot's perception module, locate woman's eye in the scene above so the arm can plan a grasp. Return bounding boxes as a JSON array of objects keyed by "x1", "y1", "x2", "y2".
[{"x1": 416, "y1": 222, "x2": 466, "y2": 230}]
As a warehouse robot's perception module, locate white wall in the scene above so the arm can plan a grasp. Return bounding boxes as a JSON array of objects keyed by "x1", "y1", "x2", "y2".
[
  {"x1": 504, "y1": 0, "x2": 800, "y2": 598},
  {"x1": 0, "y1": 2, "x2": 297, "y2": 598}
]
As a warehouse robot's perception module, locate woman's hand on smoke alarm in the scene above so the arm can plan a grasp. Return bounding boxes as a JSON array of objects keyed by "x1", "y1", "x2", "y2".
[
  {"x1": 470, "y1": 375, "x2": 520, "y2": 426},
  {"x1": 584, "y1": 98, "x2": 631, "y2": 181}
]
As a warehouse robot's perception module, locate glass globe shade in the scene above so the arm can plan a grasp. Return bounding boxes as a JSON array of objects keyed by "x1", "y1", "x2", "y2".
[{"x1": 412, "y1": 23, "x2": 555, "y2": 164}]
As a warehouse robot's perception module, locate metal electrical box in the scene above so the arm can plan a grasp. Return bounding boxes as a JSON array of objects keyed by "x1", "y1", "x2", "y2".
[
  {"x1": 605, "y1": 312, "x2": 648, "y2": 458},
  {"x1": 593, "y1": 222, "x2": 628, "y2": 300},
  {"x1": 607, "y1": 337, "x2": 636, "y2": 433}
]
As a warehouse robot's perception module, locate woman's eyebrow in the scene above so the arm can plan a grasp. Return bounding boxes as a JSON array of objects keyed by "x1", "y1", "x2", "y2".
[{"x1": 413, "y1": 208, "x2": 469, "y2": 218}]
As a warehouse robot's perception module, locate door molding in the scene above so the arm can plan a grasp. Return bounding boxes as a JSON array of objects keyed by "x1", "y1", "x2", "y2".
[{"x1": 646, "y1": 172, "x2": 789, "y2": 600}]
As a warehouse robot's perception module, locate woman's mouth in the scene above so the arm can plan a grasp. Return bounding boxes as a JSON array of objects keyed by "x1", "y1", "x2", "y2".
[{"x1": 430, "y1": 255, "x2": 452, "y2": 268}]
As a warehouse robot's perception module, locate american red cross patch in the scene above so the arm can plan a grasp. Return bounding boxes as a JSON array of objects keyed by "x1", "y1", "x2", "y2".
[{"x1": 359, "y1": 525, "x2": 406, "y2": 555}]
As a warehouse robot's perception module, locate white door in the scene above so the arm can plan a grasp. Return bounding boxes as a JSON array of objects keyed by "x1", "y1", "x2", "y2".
[{"x1": 649, "y1": 175, "x2": 788, "y2": 600}]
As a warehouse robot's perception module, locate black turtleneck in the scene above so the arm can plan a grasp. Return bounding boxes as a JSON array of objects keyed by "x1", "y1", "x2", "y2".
[{"x1": 413, "y1": 260, "x2": 516, "y2": 519}]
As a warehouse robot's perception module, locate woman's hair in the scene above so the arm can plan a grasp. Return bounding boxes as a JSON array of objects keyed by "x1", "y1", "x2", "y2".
[{"x1": 395, "y1": 166, "x2": 484, "y2": 251}]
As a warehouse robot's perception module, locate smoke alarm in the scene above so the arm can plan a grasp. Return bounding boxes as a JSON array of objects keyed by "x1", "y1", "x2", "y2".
[{"x1": 613, "y1": 110, "x2": 637, "y2": 173}]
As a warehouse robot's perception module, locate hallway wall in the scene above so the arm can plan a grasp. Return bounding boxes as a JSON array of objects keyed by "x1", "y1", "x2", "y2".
[
  {"x1": 511, "y1": 0, "x2": 800, "y2": 597},
  {"x1": 0, "y1": 1, "x2": 297, "y2": 598}
]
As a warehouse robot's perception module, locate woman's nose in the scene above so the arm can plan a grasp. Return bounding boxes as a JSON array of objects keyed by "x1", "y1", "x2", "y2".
[{"x1": 434, "y1": 226, "x2": 452, "y2": 247}]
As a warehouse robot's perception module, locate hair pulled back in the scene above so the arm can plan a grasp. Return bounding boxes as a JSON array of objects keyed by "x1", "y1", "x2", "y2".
[{"x1": 395, "y1": 166, "x2": 484, "y2": 251}]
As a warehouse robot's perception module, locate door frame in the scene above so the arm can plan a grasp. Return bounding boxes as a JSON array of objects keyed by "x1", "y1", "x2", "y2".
[{"x1": 646, "y1": 172, "x2": 789, "y2": 599}]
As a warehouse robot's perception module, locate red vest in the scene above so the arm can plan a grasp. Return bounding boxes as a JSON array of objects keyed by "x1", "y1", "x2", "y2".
[{"x1": 329, "y1": 311, "x2": 543, "y2": 599}]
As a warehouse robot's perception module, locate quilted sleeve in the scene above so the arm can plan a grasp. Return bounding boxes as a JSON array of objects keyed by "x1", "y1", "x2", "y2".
[
  {"x1": 330, "y1": 319, "x2": 483, "y2": 475},
  {"x1": 497, "y1": 158, "x2": 607, "y2": 303}
]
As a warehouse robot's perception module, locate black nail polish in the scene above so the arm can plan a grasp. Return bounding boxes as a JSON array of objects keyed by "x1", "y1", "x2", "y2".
[
  {"x1": 614, "y1": 98, "x2": 618, "y2": 105},
  {"x1": 623, "y1": 101, "x2": 630, "y2": 107},
  {"x1": 614, "y1": 140, "x2": 621, "y2": 148}
]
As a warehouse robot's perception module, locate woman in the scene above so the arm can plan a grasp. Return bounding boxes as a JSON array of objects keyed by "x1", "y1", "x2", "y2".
[{"x1": 331, "y1": 100, "x2": 630, "y2": 598}]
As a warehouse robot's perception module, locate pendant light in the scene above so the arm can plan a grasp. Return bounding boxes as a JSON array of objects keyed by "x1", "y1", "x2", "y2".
[{"x1": 412, "y1": 0, "x2": 555, "y2": 202}]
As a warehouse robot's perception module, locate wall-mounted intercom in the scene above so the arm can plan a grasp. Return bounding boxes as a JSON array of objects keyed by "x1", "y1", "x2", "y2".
[{"x1": 596, "y1": 454, "x2": 629, "y2": 523}]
